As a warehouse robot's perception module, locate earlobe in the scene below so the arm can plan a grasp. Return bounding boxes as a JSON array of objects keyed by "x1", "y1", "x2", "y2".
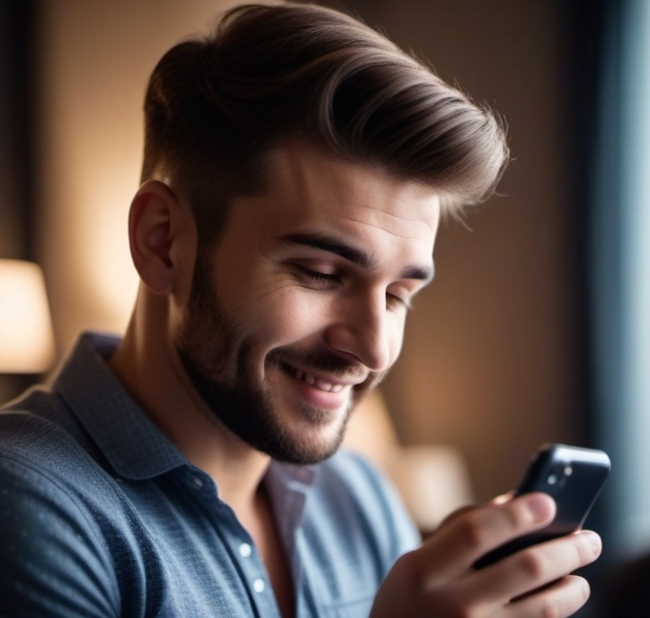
[{"x1": 129, "y1": 180, "x2": 179, "y2": 295}]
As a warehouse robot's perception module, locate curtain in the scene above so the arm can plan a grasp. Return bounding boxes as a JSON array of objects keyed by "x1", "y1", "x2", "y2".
[{"x1": 591, "y1": 0, "x2": 650, "y2": 560}]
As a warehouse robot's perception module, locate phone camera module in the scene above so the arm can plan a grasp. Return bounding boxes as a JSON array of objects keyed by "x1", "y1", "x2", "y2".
[{"x1": 547, "y1": 463, "x2": 572, "y2": 488}]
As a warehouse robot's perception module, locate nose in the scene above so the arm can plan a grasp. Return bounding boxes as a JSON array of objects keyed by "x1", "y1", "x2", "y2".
[{"x1": 324, "y1": 291, "x2": 392, "y2": 372}]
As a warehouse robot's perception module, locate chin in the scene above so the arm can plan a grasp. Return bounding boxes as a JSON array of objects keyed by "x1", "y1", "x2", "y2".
[{"x1": 263, "y1": 407, "x2": 350, "y2": 465}]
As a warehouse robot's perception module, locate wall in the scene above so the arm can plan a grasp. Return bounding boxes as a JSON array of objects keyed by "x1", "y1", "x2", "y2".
[
  {"x1": 36, "y1": 0, "x2": 240, "y2": 359},
  {"x1": 0, "y1": 3, "x2": 37, "y2": 402},
  {"x1": 0, "y1": 4, "x2": 28, "y2": 261},
  {"x1": 33, "y1": 0, "x2": 583, "y2": 502}
]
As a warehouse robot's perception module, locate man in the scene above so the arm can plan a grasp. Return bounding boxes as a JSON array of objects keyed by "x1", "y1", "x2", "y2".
[{"x1": 0, "y1": 4, "x2": 600, "y2": 617}]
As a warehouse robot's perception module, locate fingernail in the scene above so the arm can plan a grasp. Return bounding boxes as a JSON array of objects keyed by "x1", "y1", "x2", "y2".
[
  {"x1": 524, "y1": 493, "x2": 555, "y2": 524},
  {"x1": 580, "y1": 530, "x2": 603, "y2": 557}
]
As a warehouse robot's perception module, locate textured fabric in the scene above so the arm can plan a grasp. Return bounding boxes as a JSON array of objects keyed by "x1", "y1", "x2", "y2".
[{"x1": 0, "y1": 332, "x2": 419, "y2": 617}]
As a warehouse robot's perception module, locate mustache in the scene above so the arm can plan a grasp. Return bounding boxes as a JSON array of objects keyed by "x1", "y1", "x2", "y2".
[{"x1": 266, "y1": 345, "x2": 369, "y2": 380}]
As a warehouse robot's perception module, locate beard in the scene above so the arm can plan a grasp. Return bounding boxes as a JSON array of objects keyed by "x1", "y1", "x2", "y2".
[{"x1": 174, "y1": 252, "x2": 382, "y2": 465}]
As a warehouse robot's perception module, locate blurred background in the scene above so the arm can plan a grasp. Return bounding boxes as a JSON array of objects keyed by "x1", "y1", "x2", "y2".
[{"x1": 0, "y1": 0, "x2": 648, "y2": 614}]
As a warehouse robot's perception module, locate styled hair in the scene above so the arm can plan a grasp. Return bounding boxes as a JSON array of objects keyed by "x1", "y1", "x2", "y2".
[{"x1": 142, "y1": 2, "x2": 509, "y2": 243}]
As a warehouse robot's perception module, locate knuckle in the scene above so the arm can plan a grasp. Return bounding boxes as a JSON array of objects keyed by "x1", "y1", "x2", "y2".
[
  {"x1": 395, "y1": 549, "x2": 437, "y2": 593},
  {"x1": 540, "y1": 604, "x2": 561, "y2": 618},
  {"x1": 394, "y1": 551, "x2": 425, "y2": 588},
  {"x1": 456, "y1": 515, "x2": 490, "y2": 552},
  {"x1": 536, "y1": 576, "x2": 591, "y2": 618},
  {"x1": 454, "y1": 502, "x2": 535, "y2": 555},
  {"x1": 504, "y1": 500, "x2": 533, "y2": 530},
  {"x1": 518, "y1": 549, "x2": 548, "y2": 580}
]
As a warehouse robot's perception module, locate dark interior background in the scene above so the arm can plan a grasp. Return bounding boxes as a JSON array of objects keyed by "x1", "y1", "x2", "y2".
[{"x1": 0, "y1": 2, "x2": 616, "y2": 614}]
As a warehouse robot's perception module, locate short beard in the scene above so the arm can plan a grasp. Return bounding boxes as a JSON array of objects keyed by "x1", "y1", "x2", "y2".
[
  {"x1": 178, "y1": 346, "x2": 371, "y2": 464},
  {"x1": 174, "y1": 252, "x2": 382, "y2": 465}
]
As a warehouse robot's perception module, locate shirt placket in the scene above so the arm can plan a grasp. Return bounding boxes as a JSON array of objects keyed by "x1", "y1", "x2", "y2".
[{"x1": 184, "y1": 467, "x2": 283, "y2": 618}]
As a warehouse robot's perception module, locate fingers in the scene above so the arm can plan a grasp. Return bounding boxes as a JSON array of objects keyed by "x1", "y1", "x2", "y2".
[
  {"x1": 503, "y1": 575, "x2": 591, "y2": 618},
  {"x1": 373, "y1": 493, "x2": 602, "y2": 618},
  {"x1": 474, "y1": 529, "x2": 602, "y2": 603},
  {"x1": 415, "y1": 493, "x2": 556, "y2": 580},
  {"x1": 410, "y1": 531, "x2": 600, "y2": 617}
]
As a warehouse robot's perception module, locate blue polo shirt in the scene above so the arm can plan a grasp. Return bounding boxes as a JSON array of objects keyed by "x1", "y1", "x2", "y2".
[{"x1": 0, "y1": 333, "x2": 419, "y2": 617}]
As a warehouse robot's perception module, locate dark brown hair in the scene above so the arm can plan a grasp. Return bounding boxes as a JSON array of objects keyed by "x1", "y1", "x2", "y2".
[{"x1": 142, "y1": 3, "x2": 508, "y2": 243}]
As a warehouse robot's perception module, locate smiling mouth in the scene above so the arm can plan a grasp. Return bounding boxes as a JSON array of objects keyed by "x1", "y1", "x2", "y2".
[{"x1": 283, "y1": 364, "x2": 346, "y2": 393}]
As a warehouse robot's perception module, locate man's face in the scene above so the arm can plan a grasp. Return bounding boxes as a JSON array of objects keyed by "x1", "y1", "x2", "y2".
[{"x1": 175, "y1": 142, "x2": 441, "y2": 464}]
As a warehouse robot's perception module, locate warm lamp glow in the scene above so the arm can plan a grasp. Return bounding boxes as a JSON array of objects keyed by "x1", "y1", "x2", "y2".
[
  {"x1": 0, "y1": 260, "x2": 56, "y2": 373},
  {"x1": 386, "y1": 446, "x2": 474, "y2": 531}
]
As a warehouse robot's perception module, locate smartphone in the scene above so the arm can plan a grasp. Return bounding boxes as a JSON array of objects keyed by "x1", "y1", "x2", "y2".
[{"x1": 474, "y1": 443, "x2": 610, "y2": 569}]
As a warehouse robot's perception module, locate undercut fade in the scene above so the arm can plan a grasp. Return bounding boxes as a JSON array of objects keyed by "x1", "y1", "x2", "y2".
[{"x1": 142, "y1": 3, "x2": 509, "y2": 245}]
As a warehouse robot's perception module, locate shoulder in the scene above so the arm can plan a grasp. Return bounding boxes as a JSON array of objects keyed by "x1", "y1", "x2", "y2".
[
  {"x1": 0, "y1": 409, "x2": 123, "y2": 616},
  {"x1": 0, "y1": 403, "x2": 84, "y2": 465},
  {"x1": 0, "y1": 405, "x2": 126, "y2": 545},
  {"x1": 0, "y1": 403, "x2": 142, "y2": 537},
  {"x1": 1, "y1": 384, "x2": 98, "y2": 455},
  {"x1": 0, "y1": 406, "x2": 159, "y2": 616},
  {"x1": 0, "y1": 395, "x2": 101, "y2": 483}
]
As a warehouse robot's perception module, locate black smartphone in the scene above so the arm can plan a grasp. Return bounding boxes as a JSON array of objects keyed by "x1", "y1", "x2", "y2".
[{"x1": 474, "y1": 443, "x2": 610, "y2": 569}]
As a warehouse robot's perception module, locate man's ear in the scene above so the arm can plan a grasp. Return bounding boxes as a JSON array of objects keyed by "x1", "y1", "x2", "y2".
[{"x1": 129, "y1": 180, "x2": 184, "y2": 295}]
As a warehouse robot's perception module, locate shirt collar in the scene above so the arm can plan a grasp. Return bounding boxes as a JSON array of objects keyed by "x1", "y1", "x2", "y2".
[
  {"x1": 53, "y1": 332, "x2": 319, "y2": 493},
  {"x1": 53, "y1": 331, "x2": 187, "y2": 480}
]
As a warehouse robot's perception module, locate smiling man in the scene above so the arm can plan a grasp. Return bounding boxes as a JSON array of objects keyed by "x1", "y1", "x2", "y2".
[
  {"x1": 157, "y1": 144, "x2": 439, "y2": 467},
  {"x1": 0, "y1": 4, "x2": 601, "y2": 618}
]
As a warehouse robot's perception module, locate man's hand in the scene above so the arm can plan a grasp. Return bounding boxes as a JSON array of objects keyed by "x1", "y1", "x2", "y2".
[{"x1": 371, "y1": 493, "x2": 602, "y2": 617}]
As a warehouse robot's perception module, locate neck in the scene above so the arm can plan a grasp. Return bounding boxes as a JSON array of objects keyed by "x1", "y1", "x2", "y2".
[{"x1": 109, "y1": 288, "x2": 271, "y2": 511}]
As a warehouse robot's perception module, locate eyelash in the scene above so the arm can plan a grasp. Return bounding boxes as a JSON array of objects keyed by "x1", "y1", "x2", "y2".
[
  {"x1": 388, "y1": 294, "x2": 411, "y2": 311},
  {"x1": 296, "y1": 265, "x2": 411, "y2": 310},
  {"x1": 296, "y1": 266, "x2": 340, "y2": 286}
]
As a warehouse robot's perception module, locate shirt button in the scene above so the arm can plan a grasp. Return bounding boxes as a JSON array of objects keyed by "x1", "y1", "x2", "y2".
[
  {"x1": 253, "y1": 578, "x2": 265, "y2": 593},
  {"x1": 189, "y1": 475, "x2": 204, "y2": 489},
  {"x1": 238, "y1": 543, "x2": 252, "y2": 558}
]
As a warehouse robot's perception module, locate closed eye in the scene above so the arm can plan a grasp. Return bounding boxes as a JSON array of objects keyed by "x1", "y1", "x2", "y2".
[
  {"x1": 387, "y1": 293, "x2": 413, "y2": 311},
  {"x1": 294, "y1": 265, "x2": 341, "y2": 288},
  {"x1": 292, "y1": 262, "x2": 417, "y2": 310}
]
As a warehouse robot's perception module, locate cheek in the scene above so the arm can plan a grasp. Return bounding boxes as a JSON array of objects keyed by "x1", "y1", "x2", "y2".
[
  {"x1": 390, "y1": 332, "x2": 403, "y2": 358},
  {"x1": 269, "y1": 291, "x2": 332, "y2": 342},
  {"x1": 231, "y1": 284, "x2": 331, "y2": 345}
]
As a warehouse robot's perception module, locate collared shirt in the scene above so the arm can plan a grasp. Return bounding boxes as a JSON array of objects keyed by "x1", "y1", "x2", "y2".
[{"x1": 0, "y1": 332, "x2": 419, "y2": 617}]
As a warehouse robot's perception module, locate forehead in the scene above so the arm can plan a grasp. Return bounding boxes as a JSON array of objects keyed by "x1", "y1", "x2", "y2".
[{"x1": 256, "y1": 142, "x2": 441, "y2": 244}]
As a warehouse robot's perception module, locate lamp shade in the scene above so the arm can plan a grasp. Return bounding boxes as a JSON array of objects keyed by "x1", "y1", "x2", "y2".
[{"x1": 0, "y1": 259, "x2": 56, "y2": 373}]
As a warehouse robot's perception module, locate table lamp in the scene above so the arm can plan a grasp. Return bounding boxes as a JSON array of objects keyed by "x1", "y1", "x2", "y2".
[{"x1": 0, "y1": 259, "x2": 55, "y2": 374}]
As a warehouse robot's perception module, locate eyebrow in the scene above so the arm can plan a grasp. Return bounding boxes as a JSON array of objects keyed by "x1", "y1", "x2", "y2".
[{"x1": 274, "y1": 231, "x2": 435, "y2": 283}]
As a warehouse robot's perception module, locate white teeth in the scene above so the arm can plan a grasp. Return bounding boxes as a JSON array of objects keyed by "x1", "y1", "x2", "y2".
[
  {"x1": 314, "y1": 378, "x2": 330, "y2": 391},
  {"x1": 290, "y1": 366, "x2": 345, "y2": 393}
]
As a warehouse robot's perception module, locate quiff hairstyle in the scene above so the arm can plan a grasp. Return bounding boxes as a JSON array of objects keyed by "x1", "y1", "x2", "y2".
[{"x1": 142, "y1": 2, "x2": 508, "y2": 245}]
